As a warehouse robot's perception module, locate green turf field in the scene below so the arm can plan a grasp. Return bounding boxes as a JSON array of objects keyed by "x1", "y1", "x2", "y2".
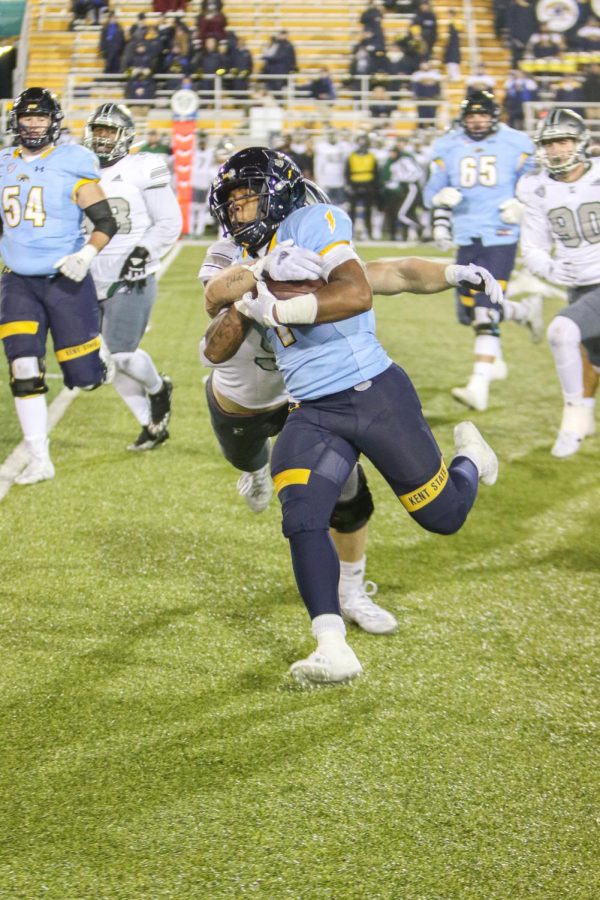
[{"x1": 0, "y1": 245, "x2": 598, "y2": 899}]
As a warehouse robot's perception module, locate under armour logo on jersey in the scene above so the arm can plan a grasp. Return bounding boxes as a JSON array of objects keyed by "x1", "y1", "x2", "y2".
[
  {"x1": 112, "y1": 174, "x2": 123, "y2": 181},
  {"x1": 34, "y1": 166, "x2": 44, "y2": 172},
  {"x1": 535, "y1": 186, "x2": 546, "y2": 197}
]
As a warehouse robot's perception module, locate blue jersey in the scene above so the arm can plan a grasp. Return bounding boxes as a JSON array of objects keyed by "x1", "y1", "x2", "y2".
[
  {"x1": 261, "y1": 204, "x2": 391, "y2": 402},
  {"x1": 423, "y1": 124, "x2": 535, "y2": 246},
  {"x1": 0, "y1": 143, "x2": 100, "y2": 276}
]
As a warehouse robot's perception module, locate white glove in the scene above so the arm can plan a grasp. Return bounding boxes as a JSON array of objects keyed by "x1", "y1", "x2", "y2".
[
  {"x1": 432, "y1": 187, "x2": 463, "y2": 208},
  {"x1": 499, "y1": 198, "x2": 524, "y2": 225},
  {"x1": 248, "y1": 239, "x2": 323, "y2": 282},
  {"x1": 548, "y1": 258, "x2": 578, "y2": 285},
  {"x1": 53, "y1": 243, "x2": 98, "y2": 282},
  {"x1": 235, "y1": 281, "x2": 278, "y2": 327},
  {"x1": 445, "y1": 263, "x2": 504, "y2": 307}
]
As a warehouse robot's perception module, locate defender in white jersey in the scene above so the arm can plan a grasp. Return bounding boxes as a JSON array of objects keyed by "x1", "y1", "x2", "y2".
[
  {"x1": 84, "y1": 104, "x2": 183, "y2": 450},
  {"x1": 517, "y1": 109, "x2": 600, "y2": 457}
]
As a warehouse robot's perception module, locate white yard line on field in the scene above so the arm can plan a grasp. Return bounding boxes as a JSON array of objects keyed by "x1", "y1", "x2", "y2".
[{"x1": 0, "y1": 243, "x2": 183, "y2": 502}]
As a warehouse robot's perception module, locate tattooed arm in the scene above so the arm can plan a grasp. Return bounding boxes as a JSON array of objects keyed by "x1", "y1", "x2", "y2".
[
  {"x1": 201, "y1": 305, "x2": 252, "y2": 364},
  {"x1": 204, "y1": 263, "x2": 258, "y2": 318}
]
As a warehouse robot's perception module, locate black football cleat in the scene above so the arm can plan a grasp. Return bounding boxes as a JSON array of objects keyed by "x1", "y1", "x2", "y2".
[
  {"x1": 127, "y1": 425, "x2": 170, "y2": 452},
  {"x1": 149, "y1": 375, "x2": 173, "y2": 436}
]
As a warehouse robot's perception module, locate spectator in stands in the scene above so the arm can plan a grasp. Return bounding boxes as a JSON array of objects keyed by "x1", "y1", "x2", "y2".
[
  {"x1": 526, "y1": 23, "x2": 565, "y2": 58},
  {"x1": 369, "y1": 83, "x2": 395, "y2": 120},
  {"x1": 305, "y1": 66, "x2": 336, "y2": 102},
  {"x1": 582, "y1": 62, "x2": 600, "y2": 115},
  {"x1": 360, "y1": 2, "x2": 385, "y2": 47},
  {"x1": 140, "y1": 129, "x2": 171, "y2": 154},
  {"x1": 466, "y1": 64, "x2": 497, "y2": 94},
  {"x1": 411, "y1": 60, "x2": 442, "y2": 123},
  {"x1": 396, "y1": 24, "x2": 428, "y2": 72},
  {"x1": 229, "y1": 37, "x2": 253, "y2": 93},
  {"x1": 415, "y1": 1, "x2": 438, "y2": 55},
  {"x1": 261, "y1": 30, "x2": 298, "y2": 93},
  {"x1": 554, "y1": 74, "x2": 584, "y2": 104},
  {"x1": 384, "y1": 45, "x2": 413, "y2": 91},
  {"x1": 154, "y1": 1, "x2": 188, "y2": 11},
  {"x1": 503, "y1": 68, "x2": 538, "y2": 128},
  {"x1": 122, "y1": 38, "x2": 159, "y2": 74},
  {"x1": 345, "y1": 133, "x2": 379, "y2": 239},
  {"x1": 575, "y1": 14, "x2": 600, "y2": 50},
  {"x1": 163, "y1": 26, "x2": 193, "y2": 77},
  {"x1": 443, "y1": 10, "x2": 462, "y2": 82},
  {"x1": 124, "y1": 67, "x2": 156, "y2": 103},
  {"x1": 100, "y1": 11, "x2": 125, "y2": 74},
  {"x1": 494, "y1": 0, "x2": 510, "y2": 38},
  {"x1": 197, "y1": 1, "x2": 228, "y2": 47},
  {"x1": 346, "y1": 46, "x2": 377, "y2": 92},
  {"x1": 193, "y1": 35, "x2": 221, "y2": 93},
  {"x1": 129, "y1": 13, "x2": 148, "y2": 41},
  {"x1": 313, "y1": 129, "x2": 348, "y2": 205},
  {"x1": 507, "y1": 0, "x2": 538, "y2": 66},
  {"x1": 353, "y1": 25, "x2": 385, "y2": 56},
  {"x1": 70, "y1": 0, "x2": 107, "y2": 29}
]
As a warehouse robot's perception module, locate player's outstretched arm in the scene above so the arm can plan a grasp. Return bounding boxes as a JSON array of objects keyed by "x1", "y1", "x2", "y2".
[
  {"x1": 202, "y1": 306, "x2": 251, "y2": 364},
  {"x1": 204, "y1": 264, "x2": 258, "y2": 318}
]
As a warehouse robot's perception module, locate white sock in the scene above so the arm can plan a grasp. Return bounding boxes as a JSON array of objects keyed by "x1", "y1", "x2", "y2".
[
  {"x1": 113, "y1": 371, "x2": 151, "y2": 426},
  {"x1": 15, "y1": 395, "x2": 47, "y2": 441},
  {"x1": 582, "y1": 397, "x2": 596, "y2": 410},
  {"x1": 339, "y1": 556, "x2": 366, "y2": 594},
  {"x1": 25, "y1": 435, "x2": 50, "y2": 459},
  {"x1": 473, "y1": 362, "x2": 493, "y2": 381},
  {"x1": 547, "y1": 316, "x2": 584, "y2": 403},
  {"x1": 311, "y1": 613, "x2": 347, "y2": 652}
]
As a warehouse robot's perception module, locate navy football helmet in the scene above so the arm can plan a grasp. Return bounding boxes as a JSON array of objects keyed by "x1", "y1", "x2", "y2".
[
  {"x1": 209, "y1": 147, "x2": 306, "y2": 252},
  {"x1": 9, "y1": 87, "x2": 64, "y2": 150},
  {"x1": 84, "y1": 103, "x2": 136, "y2": 167},
  {"x1": 459, "y1": 91, "x2": 500, "y2": 140},
  {"x1": 534, "y1": 108, "x2": 590, "y2": 175}
]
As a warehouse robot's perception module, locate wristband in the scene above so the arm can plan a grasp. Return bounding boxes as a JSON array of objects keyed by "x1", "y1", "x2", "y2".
[
  {"x1": 79, "y1": 243, "x2": 99, "y2": 264},
  {"x1": 274, "y1": 293, "x2": 318, "y2": 325}
]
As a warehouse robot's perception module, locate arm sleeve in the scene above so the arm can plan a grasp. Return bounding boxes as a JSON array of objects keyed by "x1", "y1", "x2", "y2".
[{"x1": 140, "y1": 184, "x2": 183, "y2": 259}]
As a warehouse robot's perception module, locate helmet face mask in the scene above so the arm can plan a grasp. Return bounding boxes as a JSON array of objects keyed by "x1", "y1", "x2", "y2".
[
  {"x1": 209, "y1": 147, "x2": 306, "y2": 252},
  {"x1": 535, "y1": 108, "x2": 590, "y2": 176},
  {"x1": 460, "y1": 91, "x2": 500, "y2": 140},
  {"x1": 84, "y1": 103, "x2": 135, "y2": 166},
  {"x1": 9, "y1": 87, "x2": 64, "y2": 150}
]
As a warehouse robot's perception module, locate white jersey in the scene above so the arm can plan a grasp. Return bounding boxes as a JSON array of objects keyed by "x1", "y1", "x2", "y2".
[
  {"x1": 517, "y1": 158, "x2": 600, "y2": 285},
  {"x1": 191, "y1": 146, "x2": 215, "y2": 191},
  {"x1": 90, "y1": 152, "x2": 182, "y2": 299},
  {"x1": 198, "y1": 238, "x2": 288, "y2": 409},
  {"x1": 313, "y1": 141, "x2": 347, "y2": 190}
]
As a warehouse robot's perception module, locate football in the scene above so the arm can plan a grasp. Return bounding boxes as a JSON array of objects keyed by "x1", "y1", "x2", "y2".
[{"x1": 254, "y1": 276, "x2": 326, "y2": 300}]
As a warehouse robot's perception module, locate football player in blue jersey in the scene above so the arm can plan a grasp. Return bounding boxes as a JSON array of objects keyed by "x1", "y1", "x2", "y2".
[
  {"x1": 424, "y1": 90, "x2": 542, "y2": 412},
  {"x1": 204, "y1": 147, "x2": 500, "y2": 686},
  {"x1": 0, "y1": 87, "x2": 117, "y2": 484}
]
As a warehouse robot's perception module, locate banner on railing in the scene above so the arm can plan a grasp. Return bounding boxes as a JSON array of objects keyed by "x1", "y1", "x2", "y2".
[{"x1": 170, "y1": 88, "x2": 199, "y2": 235}]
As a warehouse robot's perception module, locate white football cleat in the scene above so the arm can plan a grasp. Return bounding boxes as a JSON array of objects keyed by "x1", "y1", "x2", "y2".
[
  {"x1": 521, "y1": 294, "x2": 544, "y2": 343},
  {"x1": 451, "y1": 374, "x2": 489, "y2": 412},
  {"x1": 551, "y1": 404, "x2": 595, "y2": 458},
  {"x1": 15, "y1": 457, "x2": 55, "y2": 486},
  {"x1": 290, "y1": 644, "x2": 363, "y2": 686},
  {"x1": 339, "y1": 581, "x2": 398, "y2": 635},
  {"x1": 489, "y1": 357, "x2": 508, "y2": 381},
  {"x1": 453, "y1": 420, "x2": 498, "y2": 485},
  {"x1": 237, "y1": 462, "x2": 273, "y2": 513}
]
